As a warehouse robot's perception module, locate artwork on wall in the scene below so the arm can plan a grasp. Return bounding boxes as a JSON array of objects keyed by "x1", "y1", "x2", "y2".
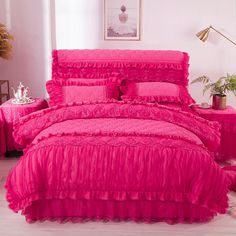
[{"x1": 104, "y1": 0, "x2": 140, "y2": 40}]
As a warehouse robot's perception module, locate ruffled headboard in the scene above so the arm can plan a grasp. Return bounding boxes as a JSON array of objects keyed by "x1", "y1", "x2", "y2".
[{"x1": 52, "y1": 49, "x2": 189, "y2": 86}]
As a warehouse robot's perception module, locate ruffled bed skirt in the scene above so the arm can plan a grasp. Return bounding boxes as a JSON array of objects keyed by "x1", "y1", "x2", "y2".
[
  {"x1": 23, "y1": 199, "x2": 215, "y2": 224},
  {"x1": 6, "y1": 135, "x2": 228, "y2": 223}
]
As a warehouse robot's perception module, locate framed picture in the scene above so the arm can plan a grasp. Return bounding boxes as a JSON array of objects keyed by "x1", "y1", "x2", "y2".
[{"x1": 104, "y1": 0, "x2": 140, "y2": 41}]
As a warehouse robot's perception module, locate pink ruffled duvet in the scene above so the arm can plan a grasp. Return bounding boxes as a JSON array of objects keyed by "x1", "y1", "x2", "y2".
[{"x1": 5, "y1": 101, "x2": 228, "y2": 223}]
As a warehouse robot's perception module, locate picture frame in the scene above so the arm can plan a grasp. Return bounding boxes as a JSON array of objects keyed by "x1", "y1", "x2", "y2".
[{"x1": 104, "y1": 0, "x2": 141, "y2": 41}]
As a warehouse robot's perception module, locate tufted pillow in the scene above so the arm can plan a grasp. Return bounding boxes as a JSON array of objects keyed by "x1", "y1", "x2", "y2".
[
  {"x1": 120, "y1": 81, "x2": 195, "y2": 105},
  {"x1": 46, "y1": 78, "x2": 120, "y2": 106}
]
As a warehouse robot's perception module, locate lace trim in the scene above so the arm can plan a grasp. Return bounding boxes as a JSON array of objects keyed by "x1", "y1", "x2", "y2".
[
  {"x1": 121, "y1": 95, "x2": 194, "y2": 105},
  {"x1": 13, "y1": 100, "x2": 220, "y2": 151},
  {"x1": 14, "y1": 100, "x2": 219, "y2": 128},
  {"x1": 58, "y1": 61, "x2": 184, "y2": 70},
  {"x1": 23, "y1": 131, "x2": 211, "y2": 156},
  {"x1": 6, "y1": 189, "x2": 227, "y2": 215},
  {"x1": 47, "y1": 77, "x2": 121, "y2": 87},
  {"x1": 23, "y1": 214, "x2": 215, "y2": 224}
]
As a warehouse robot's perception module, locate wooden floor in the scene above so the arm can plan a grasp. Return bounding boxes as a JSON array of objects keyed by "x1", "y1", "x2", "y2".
[{"x1": 0, "y1": 158, "x2": 236, "y2": 236}]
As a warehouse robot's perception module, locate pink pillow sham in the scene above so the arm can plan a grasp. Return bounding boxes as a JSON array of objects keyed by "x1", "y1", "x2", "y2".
[
  {"x1": 46, "y1": 78, "x2": 120, "y2": 106},
  {"x1": 120, "y1": 81, "x2": 195, "y2": 105}
]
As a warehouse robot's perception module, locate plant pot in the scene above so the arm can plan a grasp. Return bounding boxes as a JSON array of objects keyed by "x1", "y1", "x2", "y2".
[{"x1": 212, "y1": 94, "x2": 226, "y2": 110}]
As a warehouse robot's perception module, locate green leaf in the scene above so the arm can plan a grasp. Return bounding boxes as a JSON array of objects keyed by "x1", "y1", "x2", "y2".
[
  {"x1": 190, "y1": 76, "x2": 210, "y2": 85},
  {"x1": 191, "y1": 74, "x2": 236, "y2": 97},
  {"x1": 203, "y1": 83, "x2": 214, "y2": 95}
]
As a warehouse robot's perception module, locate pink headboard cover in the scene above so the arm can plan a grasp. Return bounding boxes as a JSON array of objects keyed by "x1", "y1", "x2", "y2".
[{"x1": 52, "y1": 49, "x2": 190, "y2": 86}]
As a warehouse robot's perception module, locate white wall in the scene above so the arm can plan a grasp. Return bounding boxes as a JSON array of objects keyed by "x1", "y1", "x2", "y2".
[
  {"x1": 55, "y1": 0, "x2": 236, "y2": 107},
  {"x1": 54, "y1": 0, "x2": 102, "y2": 49},
  {"x1": 0, "y1": 0, "x2": 52, "y2": 98}
]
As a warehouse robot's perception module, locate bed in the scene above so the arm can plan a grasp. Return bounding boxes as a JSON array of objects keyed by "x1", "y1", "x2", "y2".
[{"x1": 5, "y1": 49, "x2": 228, "y2": 223}]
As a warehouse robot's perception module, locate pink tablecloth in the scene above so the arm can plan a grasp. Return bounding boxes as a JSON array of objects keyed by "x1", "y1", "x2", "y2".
[
  {"x1": 0, "y1": 98, "x2": 48, "y2": 151},
  {"x1": 0, "y1": 109, "x2": 6, "y2": 155},
  {"x1": 192, "y1": 105, "x2": 236, "y2": 160}
]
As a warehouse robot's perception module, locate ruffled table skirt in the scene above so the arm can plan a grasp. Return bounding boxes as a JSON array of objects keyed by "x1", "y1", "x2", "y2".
[
  {"x1": 192, "y1": 105, "x2": 236, "y2": 160},
  {"x1": 1, "y1": 98, "x2": 48, "y2": 151}
]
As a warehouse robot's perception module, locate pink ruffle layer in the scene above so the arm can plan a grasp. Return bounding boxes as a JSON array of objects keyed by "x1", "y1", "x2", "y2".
[
  {"x1": 121, "y1": 94, "x2": 194, "y2": 106},
  {"x1": 52, "y1": 50, "x2": 190, "y2": 86},
  {"x1": 5, "y1": 134, "x2": 228, "y2": 223},
  {"x1": 13, "y1": 100, "x2": 220, "y2": 152},
  {"x1": 23, "y1": 199, "x2": 215, "y2": 224}
]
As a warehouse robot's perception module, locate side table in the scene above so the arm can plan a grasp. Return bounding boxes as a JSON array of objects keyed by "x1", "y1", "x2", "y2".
[
  {"x1": 0, "y1": 98, "x2": 48, "y2": 154},
  {"x1": 192, "y1": 105, "x2": 236, "y2": 161}
]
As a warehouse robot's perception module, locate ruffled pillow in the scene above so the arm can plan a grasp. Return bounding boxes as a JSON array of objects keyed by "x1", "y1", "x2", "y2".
[
  {"x1": 46, "y1": 78, "x2": 120, "y2": 106},
  {"x1": 120, "y1": 81, "x2": 195, "y2": 105}
]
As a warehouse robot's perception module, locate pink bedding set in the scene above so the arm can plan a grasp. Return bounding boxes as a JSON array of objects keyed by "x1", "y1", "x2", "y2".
[
  {"x1": 6, "y1": 101, "x2": 228, "y2": 223},
  {"x1": 5, "y1": 49, "x2": 229, "y2": 223}
]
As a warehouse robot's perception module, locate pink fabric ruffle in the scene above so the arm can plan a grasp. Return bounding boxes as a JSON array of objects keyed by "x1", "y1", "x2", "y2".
[
  {"x1": 1, "y1": 98, "x2": 48, "y2": 151},
  {"x1": 121, "y1": 95, "x2": 194, "y2": 106},
  {"x1": 23, "y1": 199, "x2": 216, "y2": 224},
  {"x1": 192, "y1": 105, "x2": 236, "y2": 161},
  {"x1": 31, "y1": 118, "x2": 204, "y2": 148},
  {"x1": 5, "y1": 134, "x2": 228, "y2": 222},
  {"x1": 47, "y1": 77, "x2": 121, "y2": 87},
  {"x1": 13, "y1": 101, "x2": 220, "y2": 152},
  {"x1": 52, "y1": 50, "x2": 190, "y2": 86}
]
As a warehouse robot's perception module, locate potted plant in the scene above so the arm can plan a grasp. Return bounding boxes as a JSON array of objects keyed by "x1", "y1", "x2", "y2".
[
  {"x1": 191, "y1": 74, "x2": 236, "y2": 110},
  {"x1": 0, "y1": 23, "x2": 13, "y2": 59}
]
